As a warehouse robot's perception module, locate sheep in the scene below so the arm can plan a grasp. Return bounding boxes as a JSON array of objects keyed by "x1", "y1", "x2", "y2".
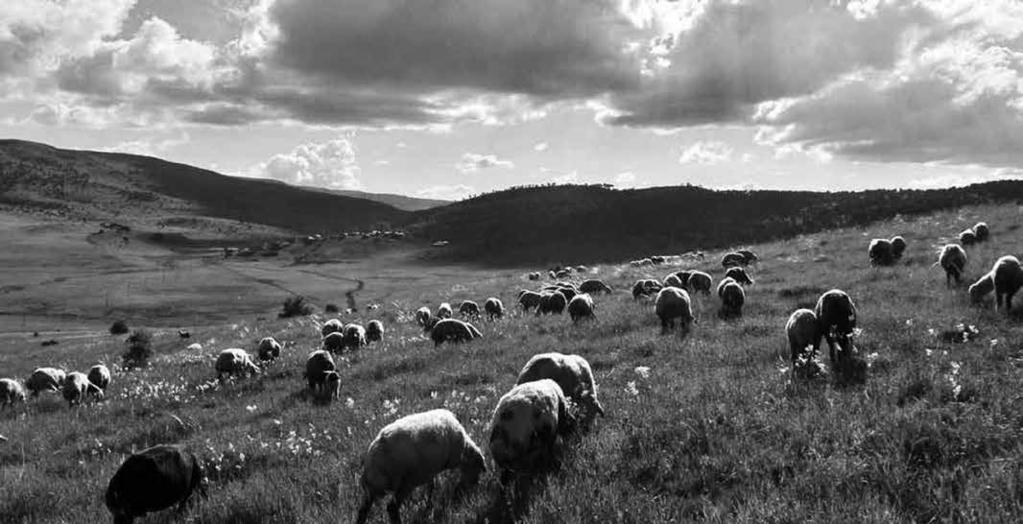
[
  {"x1": 321, "y1": 318, "x2": 344, "y2": 337},
  {"x1": 214, "y1": 348, "x2": 261, "y2": 381},
  {"x1": 87, "y1": 364, "x2": 111, "y2": 391},
  {"x1": 969, "y1": 273, "x2": 995, "y2": 304},
  {"x1": 437, "y1": 303, "x2": 453, "y2": 319},
  {"x1": 937, "y1": 244, "x2": 967, "y2": 287},
  {"x1": 959, "y1": 229, "x2": 977, "y2": 246},
  {"x1": 786, "y1": 309, "x2": 822, "y2": 366},
  {"x1": 537, "y1": 291, "x2": 567, "y2": 315},
  {"x1": 0, "y1": 378, "x2": 26, "y2": 409},
  {"x1": 305, "y1": 350, "x2": 340, "y2": 400},
  {"x1": 992, "y1": 256, "x2": 1023, "y2": 313},
  {"x1": 518, "y1": 291, "x2": 542, "y2": 312},
  {"x1": 556, "y1": 287, "x2": 578, "y2": 302},
  {"x1": 105, "y1": 444, "x2": 207, "y2": 524},
  {"x1": 578, "y1": 279, "x2": 612, "y2": 295},
  {"x1": 655, "y1": 287, "x2": 694, "y2": 334},
  {"x1": 721, "y1": 252, "x2": 747, "y2": 267},
  {"x1": 186, "y1": 343, "x2": 203, "y2": 352},
  {"x1": 62, "y1": 371, "x2": 103, "y2": 407},
  {"x1": 257, "y1": 337, "x2": 281, "y2": 362},
  {"x1": 356, "y1": 409, "x2": 485, "y2": 524},
  {"x1": 489, "y1": 379, "x2": 574, "y2": 482},
  {"x1": 516, "y1": 353, "x2": 605, "y2": 420},
  {"x1": 575, "y1": 265, "x2": 588, "y2": 273},
  {"x1": 458, "y1": 300, "x2": 481, "y2": 319},
  {"x1": 890, "y1": 236, "x2": 907, "y2": 259},
  {"x1": 25, "y1": 367, "x2": 65, "y2": 397},
  {"x1": 631, "y1": 279, "x2": 662, "y2": 300},
  {"x1": 528, "y1": 272, "x2": 541, "y2": 281},
  {"x1": 718, "y1": 280, "x2": 745, "y2": 319},
  {"x1": 555, "y1": 269, "x2": 572, "y2": 279},
  {"x1": 814, "y1": 289, "x2": 857, "y2": 366},
  {"x1": 429, "y1": 319, "x2": 482, "y2": 346},
  {"x1": 415, "y1": 307, "x2": 432, "y2": 326},
  {"x1": 342, "y1": 324, "x2": 368, "y2": 351},
  {"x1": 663, "y1": 273, "x2": 684, "y2": 289},
  {"x1": 567, "y1": 293, "x2": 596, "y2": 322},
  {"x1": 484, "y1": 297, "x2": 504, "y2": 320},
  {"x1": 974, "y1": 222, "x2": 990, "y2": 242},
  {"x1": 674, "y1": 270, "x2": 693, "y2": 288},
  {"x1": 737, "y1": 249, "x2": 759, "y2": 264},
  {"x1": 686, "y1": 271, "x2": 713, "y2": 295},
  {"x1": 366, "y1": 320, "x2": 384, "y2": 343},
  {"x1": 724, "y1": 266, "x2": 754, "y2": 286},
  {"x1": 868, "y1": 238, "x2": 895, "y2": 266},
  {"x1": 322, "y1": 331, "x2": 345, "y2": 353}
]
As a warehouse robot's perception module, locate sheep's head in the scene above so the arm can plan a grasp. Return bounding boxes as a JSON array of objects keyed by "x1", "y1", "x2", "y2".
[{"x1": 459, "y1": 441, "x2": 486, "y2": 485}]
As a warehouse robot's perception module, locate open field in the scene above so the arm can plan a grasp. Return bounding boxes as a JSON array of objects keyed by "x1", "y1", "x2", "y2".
[{"x1": 3, "y1": 203, "x2": 1023, "y2": 522}]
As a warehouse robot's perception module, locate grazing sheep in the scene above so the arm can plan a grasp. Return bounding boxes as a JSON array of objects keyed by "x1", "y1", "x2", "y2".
[
  {"x1": 575, "y1": 265, "x2": 588, "y2": 273},
  {"x1": 937, "y1": 244, "x2": 967, "y2": 287},
  {"x1": 62, "y1": 371, "x2": 103, "y2": 407},
  {"x1": 959, "y1": 229, "x2": 977, "y2": 246},
  {"x1": 721, "y1": 252, "x2": 747, "y2": 267},
  {"x1": 786, "y1": 309, "x2": 821, "y2": 365},
  {"x1": 257, "y1": 337, "x2": 282, "y2": 362},
  {"x1": 321, "y1": 318, "x2": 344, "y2": 337},
  {"x1": 528, "y1": 272, "x2": 541, "y2": 281},
  {"x1": 356, "y1": 409, "x2": 485, "y2": 524},
  {"x1": 555, "y1": 269, "x2": 572, "y2": 279},
  {"x1": 437, "y1": 303, "x2": 453, "y2": 319},
  {"x1": 537, "y1": 291, "x2": 568, "y2": 315},
  {"x1": 458, "y1": 300, "x2": 481, "y2": 319},
  {"x1": 724, "y1": 267, "x2": 754, "y2": 286},
  {"x1": 686, "y1": 271, "x2": 713, "y2": 295},
  {"x1": 26, "y1": 367, "x2": 66, "y2": 397},
  {"x1": 429, "y1": 319, "x2": 482, "y2": 346},
  {"x1": 415, "y1": 307, "x2": 432, "y2": 327},
  {"x1": 518, "y1": 291, "x2": 542, "y2": 312},
  {"x1": 87, "y1": 364, "x2": 111, "y2": 391},
  {"x1": 186, "y1": 343, "x2": 203, "y2": 352},
  {"x1": 969, "y1": 273, "x2": 995, "y2": 304},
  {"x1": 214, "y1": 348, "x2": 261, "y2": 381},
  {"x1": 484, "y1": 297, "x2": 504, "y2": 320},
  {"x1": 556, "y1": 287, "x2": 578, "y2": 301},
  {"x1": 974, "y1": 222, "x2": 990, "y2": 242},
  {"x1": 489, "y1": 379, "x2": 574, "y2": 482},
  {"x1": 516, "y1": 353, "x2": 605, "y2": 419},
  {"x1": 305, "y1": 350, "x2": 337, "y2": 394},
  {"x1": 578, "y1": 279, "x2": 612, "y2": 295},
  {"x1": 655, "y1": 287, "x2": 695, "y2": 334},
  {"x1": 663, "y1": 274, "x2": 684, "y2": 289},
  {"x1": 890, "y1": 236, "x2": 907, "y2": 259},
  {"x1": 814, "y1": 289, "x2": 857, "y2": 366},
  {"x1": 631, "y1": 279, "x2": 662, "y2": 300},
  {"x1": 868, "y1": 238, "x2": 895, "y2": 266},
  {"x1": 548, "y1": 270, "x2": 557, "y2": 279},
  {"x1": 322, "y1": 331, "x2": 345, "y2": 353},
  {"x1": 0, "y1": 378, "x2": 26, "y2": 408},
  {"x1": 366, "y1": 320, "x2": 384, "y2": 343},
  {"x1": 992, "y1": 256, "x2": 1023, "y2": 313},
  {"x1": 718, "y1": 280, "x2": 745, "y2": 319},
  {"x1": 738, "y1": 250, "x2": 759, "y2": 264},
  {"x1": 674, "y1": 270, "x2": 693, "y2": 288},
  {"x1": 342, "y1": 324, "x2": 368, "y2": 351},
  {"x1": 106, "y1": 444, "x2": 207, "y2": 524},
  {"x1": 567, "y1": 293, "x2": 596, "y2": 322}
]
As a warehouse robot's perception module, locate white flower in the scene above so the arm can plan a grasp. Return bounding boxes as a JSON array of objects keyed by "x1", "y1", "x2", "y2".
[{"x1": 634, "y1": 366, "x2": 651, "y2": 379}]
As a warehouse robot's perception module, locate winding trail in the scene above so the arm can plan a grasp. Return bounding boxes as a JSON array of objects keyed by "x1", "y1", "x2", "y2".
[{"x1": 293, "y1": 269, "x2": 365, "y2": 311}]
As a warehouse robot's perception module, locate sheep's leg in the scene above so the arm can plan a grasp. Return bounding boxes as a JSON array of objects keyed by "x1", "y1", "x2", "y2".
[
  {"x1": 355, "y1": 491, "x2": 376, "y2": 524},
  {"x1": 1007, "y1": 292, "x2": 1016, "y2": 313},
  {"x1": 386, "y1": 485, "x2": 411, "y2": 524}
]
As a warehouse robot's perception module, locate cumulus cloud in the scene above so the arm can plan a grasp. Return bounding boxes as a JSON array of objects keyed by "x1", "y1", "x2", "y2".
[
  {"x1": 256, "y1": 137, "x2": 361, "y2": 189},
  {"x1": 455, "y1": 153, "x2": 514, "y2": 173},
  {"x1": 415, "y1": 184, "x2": 474, "y2": 201},
  {"x1": 533, "y1": 142, "x2": 549, "y2": 152},
  {"x1": 679, "y1": 141, "x2": 732, "y2": 165}
]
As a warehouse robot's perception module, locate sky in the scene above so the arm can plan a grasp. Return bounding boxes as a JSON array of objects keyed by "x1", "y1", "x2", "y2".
[{"x1": 2, "y1": 0, "x2": 1023, "y2": 201}]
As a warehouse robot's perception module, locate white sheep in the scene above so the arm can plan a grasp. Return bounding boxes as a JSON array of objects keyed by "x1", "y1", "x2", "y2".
[
  {"x1": 436, "y1": 303, "x2": 453, "y2": 319},
  {"x1": 257, "y1": 337, "x2": 282, "y2": 362},
  {"x1": 655, "y1": 287, "x2": 694, "y2": 334},
  {"x1": 62, "y1": 371, "x2": 103, "y2": 407},
  {"x1": 516, "y1": 353, "x2": 605, "y2": 420},
  {"x1": 937, "y1": 244, "x2": 967, "y2": 287},
  {"x1": 578, "y1": 279, "x2": 612, "y2": 295},
  {"x1": 0, "y1": 378, "x2": 26, "y2": 408},
  {"x1": 415, "y1": 307, "x2": 432, "y2": 326},
  {"x1": 87, "y1": 364, "x2": 111, "y2": 391},
  {"x1": 366, "y1": 320, "x2": 384, "y2": 343},
  {"x1": 356, "y1": 409, "x2": 486, "y2": 524},
  {"x1": 484, "y1": 297, "x2": 504, "y2": 320},
  {"x1": 868, "y1": 238, "x2": 895, "y2": 266},
  {"x1": 567, "y1": 293, "x2": 595, "y2": 322},
  {"x1": 187, "y1": 343, "x2": 203, "y2": 352},
  {"x1": 489, "y1": 379, "x2": 574, "y2": 483},
  {"x1": 814, "y1": 289, "x2": 857, "y2": 366},
  {"x1": 686, "y1": 271, "x2": 713, "y2": 295},
  {"x1": 214, "y1": 348, "x2": 261, "y2": 381},
  {"x1": 429, "y1": 319, "x2": 482, "y2": 346},
  {"x1": 26, "y1": 367, "x2": 66, "y2": 397},
  {"x1": 321, "y1": 318, "x2": 344, "y2": 337},
  {"x1": 785, "y1": 309, "x2": 821, "y2": 366}
]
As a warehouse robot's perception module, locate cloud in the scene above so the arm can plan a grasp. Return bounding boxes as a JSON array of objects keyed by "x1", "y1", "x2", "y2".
[
  {"x1": 255, "y1": 137, "x2": 361, "y2": 189},
  {"x1": 455, "y1": 153, "x2": 514, "y2": 173},
  {"x1": 533, "y1": 142, "x2": 549, "y2": 152},
  {"x1": 678, "y1": 141, "x2": 732, "y2": 165},
  {"x1": 415, "y1": 184, "x2": 474, "y2": 201},
  {"x1": 614, "y1": 171, "x2": 636, "y2": 187}
]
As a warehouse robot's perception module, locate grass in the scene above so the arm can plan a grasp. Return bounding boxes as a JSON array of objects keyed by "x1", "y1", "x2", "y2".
[{"x1": 3, "y1": 203, "x2": 1023, "y2": 522}]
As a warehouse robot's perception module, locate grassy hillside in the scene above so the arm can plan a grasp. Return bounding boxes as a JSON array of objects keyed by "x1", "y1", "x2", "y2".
[
  {"x1": 307, "y1": 187, "x2": 448, "y2": 212},
  {"x1": 3, "y1": 203, "x2": 1023, "y2": 522}
]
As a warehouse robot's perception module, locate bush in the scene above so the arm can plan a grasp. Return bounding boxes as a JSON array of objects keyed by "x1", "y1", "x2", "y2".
[
  {"x1": 122, "y1": 329, "x2": 153, "y2": 369},
  {"x1": 324, "y1": 303, "x2": 339, "y2": 313},
  {"x1": 109, "y1": 320, "x2": 129, "y2": 335},
  {"x1": 279, "y1": 295, "x2": 313, "y2": 318}
]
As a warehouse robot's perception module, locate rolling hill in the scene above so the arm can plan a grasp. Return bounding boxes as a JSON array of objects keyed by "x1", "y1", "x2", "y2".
[{"x1": 305, "y1": 187, "x2": 448, "y2": 212}]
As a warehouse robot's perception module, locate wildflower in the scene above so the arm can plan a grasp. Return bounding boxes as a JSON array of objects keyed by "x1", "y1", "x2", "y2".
[
  {"x1": 625, "y1": 381, "x2": 639, "y2": 397},
  {"x1": 634, "y1": 366, "x2": 651, "y2": 379},
  {"x1": 246, "y1": 405, "x2": 257, "y2": 412}
]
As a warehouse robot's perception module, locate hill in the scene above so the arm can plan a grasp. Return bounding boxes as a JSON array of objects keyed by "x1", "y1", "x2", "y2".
[{"x1": 305, "y1": 187, "x2": 448, "y2": 211}]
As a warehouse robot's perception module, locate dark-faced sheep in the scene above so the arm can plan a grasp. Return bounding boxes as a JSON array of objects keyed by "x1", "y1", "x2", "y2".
[
  {"x1": 516, "y1": 353, "x2": 605, "y2": 421},
  {"x1": 305, "y1": 350, "x2": 339, "y2": 399},
  {"x1": 26, "y1": 367, "x2": 65, "y2": 397},
  {"x1": 959, "y1": 229, "x2": 977, "y2": 246},
  {"x1": 257, "y1": 337, "x2": 282, "y2": 363},
  {"x1": 973, "y1": 222, "x2": 990, "y2": 242},
  {"x1": 785, "y1": 309, "x2": 821, "y2": 369},
  {"x1": 663, "y1": 274, "x2": 684, "y2": 289},
  {"x1": 320, "y1": 318, "x2": 344, "y2": 337},
  {"x1": 578, "y1": 279, "x2": 612, "y2": 295},
  {"x1": 721, "y1": 252, "x2": 747, "y2": 267},
  {"x1": 356, "y1": 409, "x2": 485, "y2": 524},
  {"x1": 366, "y1": 320, "x2": 384, "y2": 343},
  {"x1": 518, "y1": 291, "x2": 542, "y2": 312},
  {"x1": 537, "y1": 291, "x2": 567, "y2": 315},
  {"x1": 429, "y1": 319, "x2": 482, "y2": 346},
  {"x1": 814, "y1": 289, "x2": 857, "y2": 366},
  {"x1": 868, "y1": 238, "x2": 895, "y2": 266},
  {"x1": 890, "y1": 236, "x2": 907, "y2": 259},
  {"x1": 969, "y1": 273, "x2": 995, "y2": 304},
  {"x1": 567, "y1": 293, "x2": 596, "y2": 322},
  {"x1": 415, "y1": 307, "x2": 432, "y2": 327},
  {"x1": 738, "y1": 250, "x2": 759, "y2": 264},
  {"x1": 528, "y1": 272, "x2": 541, "y2": 281},
  {"x1": 342, "y1": 324, "x2": 367, "y2": 351},
  {"x1": 686, "y1": 271, "x2": 713, "y2": 295},
  {"x1": 674, "y1": 270, "x2": 693, "y2": 288},
  {"x1": 322, "y1": 331, "x2": 345, "y2": 353},
  {"x1": 0, "y1": 378, "x2": 26, "y2": 409},
  {"x1": 87, "y1": 364, "x2": 111, "y2": 391},
  {"x1": 655, "y1": 287, "x2": 694, "y2": 335},
  {"x1": 436, "y1": 303, "x2": 453, "y2": 319},
  {"x1": 62, "y1": 371, "x2": 103, "y2": 407},
  {"x1": 484, "y1": 297, "x2": 504, "y2": 320},
  {"x1": 724, "y1": 267, "x2": 754, "y2": 286},
  {"x1": 937, "y1": 244, "x2": 967, "y2": 287},
  {"x1": 106, "y1": 444, "x2": 207, "y2": 524},
  {"x1": 489, "y1": 379, "x2": 574, "y2": 483},
  {"x1": 214, "y1": 348, "x2": 260, "y2": 381},
  {"x1": 458, "y1": 300, "x2": 480, "y2": 319},
  {"x1": 992, "y1": 255, "x2": 1023, "y2": 313},
  {"x1": 718, "y1": 280, "x2": 745, "y2": 319}
]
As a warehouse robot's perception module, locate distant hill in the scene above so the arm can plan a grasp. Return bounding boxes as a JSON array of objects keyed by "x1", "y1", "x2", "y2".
[
  {"x1": 0, "y1": 139, "x2": 411, "y2": 234},
  {"x1": 304, "y1": 187, "x2": 448, "y2": 212}
]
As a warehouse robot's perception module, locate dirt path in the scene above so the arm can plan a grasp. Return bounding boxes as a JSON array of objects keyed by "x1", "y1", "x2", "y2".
[{"x1": 294, "y1": 269, "x2": 364, "y2": 310}]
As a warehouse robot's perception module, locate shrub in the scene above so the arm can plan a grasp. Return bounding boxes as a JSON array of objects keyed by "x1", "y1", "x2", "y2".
[
  {"x1": 109, "y1": 319, "x2": 129, "y2": 335},
  {"x1": 122, "y1": 329, "x2": 153, "y2": 369},
  {"x1": 325, "y1": 303, "x2": 339, "y2": 313},
  {"x1": 279, "y1": 295, "x2": 313, "y2": 318}
]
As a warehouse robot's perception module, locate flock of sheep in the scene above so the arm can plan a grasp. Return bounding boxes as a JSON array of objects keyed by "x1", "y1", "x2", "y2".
[{"x1": 5, "y1": 218, "x2": 1023, "y2": 523}]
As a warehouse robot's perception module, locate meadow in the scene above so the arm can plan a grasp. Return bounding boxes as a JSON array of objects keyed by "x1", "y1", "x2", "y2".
[{"x1": 3, "y1": 203, "x2": 1023, "y2": 523}]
